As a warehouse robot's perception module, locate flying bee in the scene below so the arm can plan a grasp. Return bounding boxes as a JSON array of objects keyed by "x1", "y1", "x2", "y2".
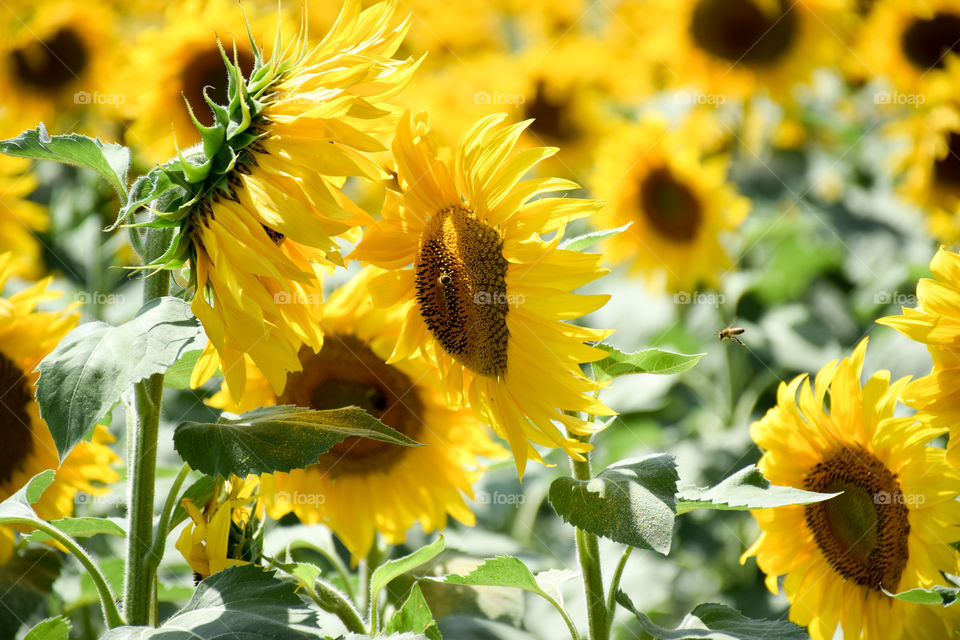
[{"x1": 718, "y1": 324, "x2": 745, "y2": 346}]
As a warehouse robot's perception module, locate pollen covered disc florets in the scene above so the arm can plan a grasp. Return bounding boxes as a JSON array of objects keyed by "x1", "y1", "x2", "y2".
[{"x1": 414, "y1": 205, "x2": 509, "y2": 378}]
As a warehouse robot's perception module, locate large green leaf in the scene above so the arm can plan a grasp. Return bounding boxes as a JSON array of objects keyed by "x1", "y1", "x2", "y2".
[
  {"x1": 593, "y1": 345, "x2": 705, "y2": 382},
  {"x1": 549, "y1": 454, "x2": 678, "y2": 554},
  {"x1": 36, "y1": 297, "x2": 206, "y2": 460},
  {"x1": 0, "y1": 124, "x2": 129, "y2": 199},
  {"x1": 174, "y1": 405, "x2": 422, "y2": 477},
  {"x1": 386, "y1": 584, "x2": 442, "y2": 640},
  {"x1": 675, "y1": 466, "x2": 841, "y2": 514},
  {"x1": 371, "y1": 536, "x2": 446, "y2": 618},
  {"x1": 101, "y1": 564, "x2": 327, "y2": 639},
  {"x1": 617, "y1": 592, "x2": 809, "y2": 640},
  {"x1": 23, "y1": 616, "x2": 71, "y2": 640},
  {"x1": 25, "y1": 517, "x2": 125, "y2": 543}
]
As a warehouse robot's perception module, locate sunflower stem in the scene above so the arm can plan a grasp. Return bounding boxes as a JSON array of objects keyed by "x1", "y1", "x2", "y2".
[
  {"x1": 313, "y1": 577, "x2": 369, "y2": 635},
  {"x1": 569, "y1": 435, "x2": 607, "y2": 640},
  {"x1": 604, "y1": 546, "x2": 633, "y2": 637},
  {"x1": 365, "y1": 537, "x2": 388, "y2": 633},
  {"x1": 122, "y1": 226, "x2": 171, "y2": 626},
  {"x1": 144, "y1": 462, "x2": 191, "y2": 621}
]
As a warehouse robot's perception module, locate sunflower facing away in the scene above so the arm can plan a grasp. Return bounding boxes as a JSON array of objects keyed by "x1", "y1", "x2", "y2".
[
  {"x1": 591, "y1": 113, "x2": 750, "y2": 293},
  {"x1": 149, "y1": 0, "x2": 419, "y2": 403},
  {"x1": 878, "y1": 247, "x2": 960, "y2": 468},
  {"x1": 208, "y1": 268, "x2": 504, "y2": 561},
  {"x1": 0, "y1": 254, "x2": 119, "y2": 565},
  {"x1": 352, "y1": 111, "x2": 614, "y2": 477},
  {"x1": 741, "y1": 339, "x2": 960, "y2": 639}
]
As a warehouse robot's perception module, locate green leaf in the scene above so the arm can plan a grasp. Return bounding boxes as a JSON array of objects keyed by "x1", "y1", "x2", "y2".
[
  {"x1": 616, "y1": 592, "x2": 809, "y2": 639},
  {"x1": 676, "y1": 466, "x2": 841, "y2": 514},
  {"x1": 0, "y1": 470, "x2": 56, "y2": 522},
  {"x1": 0, "y1": 124, "x2": 129, "y2": 199},
  {"x1": 174, "y1": 405, "x2": 422, "y2": 477},
  {"x1": 168, "y1": 474, "x2": 217, "y2": 530},
  {"x1": 164, "y1": 349, "x2": 203, "y2": 389},
  {"x1": 886, "y1": 585, "x2": 960, "y2": 607},
  {"x1": 442, "y1": 556, "x2": 551, "y2": 597},
  {"x1": 101, "y1": 564, "x2": 327, "y2": 639},
  {"x1": 386, "y1": 584, "x2": 442, "y2": 640},
  {"x1": 559, "y1": 222, "x2": 632, "y2": 251},
  {"x1": 549, "y1": 454, "x2": 678, "y2": 554},
  {"x1": 593, "y1": 345, "x2": 705, "y2": 382},
  {"x1": 371, "y1": 536, "x2": 445, "y2": 615},
  {"x1": 25, "y1": 517, "x2": 125, "y2": 543},
  {"x1": 23, "y1": 616, "x2": 71, "y2": 640},
  {"x1": 35, "y1": 297, "x2": 206, "y2": 460}
]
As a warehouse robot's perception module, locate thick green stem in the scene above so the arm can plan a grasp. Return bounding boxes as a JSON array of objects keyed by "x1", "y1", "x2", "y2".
[
  {"x1": 10, "y1": 516, "x2": 124, "y2": 628},
  {"x1": 364, "y1": 537, "x2": 387, "y2": 632},
  {"x1": 314, "y1": 578, "x2": 369, "y2": 635},
  {"x1": 122, "y1": 227, "x2": 171, "y2": 625},
  {"x1": 570, "y1": 434, "x2": 607, "y2": 640},
  {"x1": 143, "y1": 463, "x2": 191, "y2": 623}
]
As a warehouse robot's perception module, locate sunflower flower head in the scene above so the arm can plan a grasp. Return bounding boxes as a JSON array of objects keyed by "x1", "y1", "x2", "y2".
[
  {"x1": 0, "y1": 253, "x2": 120, "y2": 564},
  {"x1": 175, "y1": 475, "x2": 260, "y2": 580},
  {"x1": 127, "y1": 0, "x2": 419, "y2": 402},
  {"x1": 208, "y1": 268, "x2": 505, "y2": 562},
  {"x1": 741, "y1": 338, "x2": 960, "y2": 640},
  {"x1": 352, "y1": 111, "x2": 615, "y2": 477}
]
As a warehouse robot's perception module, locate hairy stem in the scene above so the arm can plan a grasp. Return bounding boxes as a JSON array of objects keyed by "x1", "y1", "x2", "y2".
[{"x1": 570, "y1": 434, "x2": 607, "y2": 640}]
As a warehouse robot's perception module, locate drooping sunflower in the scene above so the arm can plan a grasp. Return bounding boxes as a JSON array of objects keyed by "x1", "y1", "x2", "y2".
[
  {"x1": 137, "y1": 0, "x2": 418, "y2": 403},
  {"x1": 614, "y1": 0, "x2": 850, "y2": 102},
  {"x1": 741, "y1": 339, "x2": 960, "y2": 640},
  {"x1": 590, "y1": 113, "x2": 751, "y2": 293},
  {"x1": 120, "y1": 0, "x2": 297, "y2": 161},
  {"x1": 351, "y1": 111, "x2": 614, "y2": 476},
  {"x1": 0, "y1": 254, "x2": 120, "y2": 564},
  {"x1": 208, "y1": 268, "x2": 504, "y2": 561},
  {"x1": 175, "y1": 476, "x2": 259, "y2": 579},
  {"x1": 878, "y1": 247, "x2": 960, "y2": 468},
  {"x1": 0, "y1": 156, "x2": 47, "y2": 279},
  {"x1": 0, "y1": 0, "x2": 121, "y2": 137},
  {"x1": 854, "y1": 0, "x2": 960, "y2": 102}
]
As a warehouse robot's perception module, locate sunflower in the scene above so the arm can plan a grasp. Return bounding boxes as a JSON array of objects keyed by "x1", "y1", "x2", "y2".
[
  {"x1": 741, "y1": 339, "x2": 960, "y2": 639},
  {"x1": 0, "y1": 156, "x2": 47, "y2": 279},
  {"x1": 136, "y1": 0, "x2": 419, "y2": 403},
  {"x1": 0, "y1": 0, "x2": 121, "y2": 137},
  {"x1": 207, "y1": 268, "x2": 503, "y2": 561},
  {"x1": 854, "y1": 0, "x2": 960, "y2": 102},
  {"x1": 352, "y1": 111, "x2": 614, "y2": 476},
  {"x1": 120, "y1": 0, "x2": 297, "y2": 162},
  {"x1": 878, "y1": 247, "x2": 960, "y2": 468},
  {"x1": 175, "y1": 476, "x2": 259, "y2": 579},
  {"x1": 590, "y1": 113, "x2": 750, "y2": 293},
  {"x1": 613, "y1": 0, "x2": 850, "y2": 102},
  {"x1": 0, "y1": 254, "x2": 120, "y2": 564}
]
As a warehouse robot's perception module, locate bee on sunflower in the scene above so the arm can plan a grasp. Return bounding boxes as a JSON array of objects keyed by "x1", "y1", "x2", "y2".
[
  {"x1": 352, "y1": 110, "x2": 614, "y2": 477},
  {"x1": 208, "y1": 268, "x2": 504, "y2": 562},
  {"x1": 742, "y1": 339, "x2": 960, "y2": 640},
  {"x1": 128, "y1": 0, "x2": 419, "y2": 403},
  {"x1": 0, "y1": 253, "x2": 120, "y2": 565}
]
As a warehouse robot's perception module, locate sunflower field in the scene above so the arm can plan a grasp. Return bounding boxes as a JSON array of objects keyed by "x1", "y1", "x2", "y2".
[{"x1": 5, "y1": 0, "x2": 960, "y2": 638}]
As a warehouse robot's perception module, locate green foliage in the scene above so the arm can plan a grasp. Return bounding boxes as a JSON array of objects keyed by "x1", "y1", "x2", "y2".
[
  {"x1": 549, "y1": 454, "x2": 679, "y2": 554},
  {"x1": 35, "y1": 297, "x2": 205, "y2": 460},
  {"x1": 593, "y1": 345, "x2": 705, "y2": 382},
  {"x1": 559, "y1": 223, "x2": 632, "y2": 251},
  {"x1": 23, "y1": 616, "x2": 71, "y2": 640},
  {"x1": 887, "y1": 585, "x2": 960, "y2": 607},
  {"x1": 163, "y1": 349, "x2": 204, "y2": 389},
  {"x1": 371, "y1": 536, "x2": 446, "y2": 617},
  {"x1": 25, "y1": 517, "x2": 125, "y2": 543},
  {"x1": 0, "y1": 470, "x2": 56, "y2": 522},
  {"x1": 100, "y1": 565, "x2": 327, "y2": 639},
  {"x1": 174, "y1": 405, "x2": 422, "y2": 477},
  {"x1": 675, "y1": 466, "x2": 841, "y2": 514},
  {"x1": 616, "y1": 592, "x2": 810, "y2": 640},
  {"x1": 168, "y1": 475, "x2": 218, "y2": 530},
  {"x1": 385, "y1": 584, "x2": 442, "y2": 640}
]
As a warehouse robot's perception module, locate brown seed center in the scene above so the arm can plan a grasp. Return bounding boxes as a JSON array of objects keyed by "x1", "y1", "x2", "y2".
[
  {"x1": 934, "y1": 132, "x2": 960, "y2": 195},
  {"x1": 414, "y1": 205, "x2": 509, "y2": 377},
  {"x1": 901, "y1": 12, "x2": 960, "y2": 71},
  {"x1": 279, "y1": 335, "x2": 424, "y2": 477},
  {"x1": 640, "y1": 166, "x2": 703, "y2": 243},
  {"x1": 803, "y1": 446, "x2": 910, "y2": 591},
  {"x1": 690, "y1": 0, "x2": 797, "y2": 66},
  {"x1": 11, "y1": 27, "x2": 88, "y2": 93},
  {"x1": 0, "y1": 354, "x2": 34, "y2": 485},
  {"x1": 524, "y1": 79, "x2": 581, "y2": 144},
  {"x1": 180, "y1": 45, "x2": 256, "y2": 127}
]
